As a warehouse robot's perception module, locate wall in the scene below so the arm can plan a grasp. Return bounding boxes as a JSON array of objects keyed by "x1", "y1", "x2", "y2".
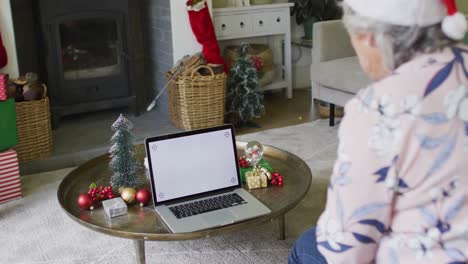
[
  {"x1": 143, "y1": 0, "x2": 175, "y2": 110},
  {"x1": 271, "y1": 0, "x2": 312, "y2": 89},
  {"x1": 10, "y1": 0, "x2": 40, "y2": 76},
  {"x1": 0, "y1": 0, "x2": 19, "y2": 77}
]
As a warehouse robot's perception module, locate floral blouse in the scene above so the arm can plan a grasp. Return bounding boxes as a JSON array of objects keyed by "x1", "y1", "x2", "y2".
[{"x1": 316, "y1": 46, "x2": 468, "y2": 264}]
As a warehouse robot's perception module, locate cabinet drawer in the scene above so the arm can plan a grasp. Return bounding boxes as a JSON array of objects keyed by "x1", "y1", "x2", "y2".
[
  {"x1": 252, "y1": 13, "x2": 273, "y2": 33},
  {"x1": 214, "y1": 16, "x2": 236, "y2": 37},
  {"x1": 257, "y1": 12, "x2": 288, "y2": 34},
  {"x1": 214, "y1": 15, "x2": 252, "y2": 38},
  {"x1": 269, "y1": 12, "x2": 290, "y2": 33}
]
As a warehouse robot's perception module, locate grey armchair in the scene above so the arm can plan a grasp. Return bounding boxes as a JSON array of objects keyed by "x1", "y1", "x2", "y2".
[{"x1": 310, "y1": 20, "x2": 370, "y2": 126}]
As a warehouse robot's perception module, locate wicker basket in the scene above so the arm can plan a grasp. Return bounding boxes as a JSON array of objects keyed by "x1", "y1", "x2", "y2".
[
  {"x1": 168, "y1": 66, "x2": 227, "y2": 131},
  {"x1": 14, "y1": 84, "x2": 53, "y2": 163}
]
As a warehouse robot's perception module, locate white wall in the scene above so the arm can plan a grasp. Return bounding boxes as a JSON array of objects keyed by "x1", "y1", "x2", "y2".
[{"x1": 0, "y1": 0, "x2": 19, "y2": 77}]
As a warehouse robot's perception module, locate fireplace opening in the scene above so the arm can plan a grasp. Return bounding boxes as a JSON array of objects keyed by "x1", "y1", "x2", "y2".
[
  {"x1": 60, "y1": 18, "x2": 121, "y2": 81},
  {"x1": 10, "y1": 0, "x2": 149, "y2": 128}
]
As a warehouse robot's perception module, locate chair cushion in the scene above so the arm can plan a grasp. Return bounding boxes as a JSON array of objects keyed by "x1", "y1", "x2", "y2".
[{"x1": 310, "y1": 56, "x2": 370, "y2": 94}]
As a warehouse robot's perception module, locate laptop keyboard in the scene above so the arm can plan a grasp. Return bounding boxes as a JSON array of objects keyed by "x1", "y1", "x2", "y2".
[{"x1": 168, "y1": 193, "x2": 247, "y2": 219}]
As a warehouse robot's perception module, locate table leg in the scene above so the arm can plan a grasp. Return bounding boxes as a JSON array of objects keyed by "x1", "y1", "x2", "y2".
[
  {"x1": 278, "y1": 214, "x2": 285, "y2": 240},
  {"x1": 133, "y1": 239, "x2": 146, "y2": 264}
]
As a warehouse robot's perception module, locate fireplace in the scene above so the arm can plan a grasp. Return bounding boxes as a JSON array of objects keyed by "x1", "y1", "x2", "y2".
[{"x1": 34, "y1": 0, "x2": 147, "y2": 127}]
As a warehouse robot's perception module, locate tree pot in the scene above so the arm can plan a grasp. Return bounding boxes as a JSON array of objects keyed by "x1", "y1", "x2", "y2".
[{"x1": 303, "y1": 17, "x2": 316, "y2": 41}]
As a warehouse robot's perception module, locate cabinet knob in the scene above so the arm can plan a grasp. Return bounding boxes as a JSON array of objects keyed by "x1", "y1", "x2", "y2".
[
  {"x1": 240, "y1": 22, "x2": 245, "y2": 28},
  {"x1": 277, "y1": 17, "x2": 281, "y2": 23},
  {"x1": 259, "y1": 20, "x2": 263, "y2": 26},
  {"x1": 222, "y1": 24, "x2": 226, "y2": 31}
]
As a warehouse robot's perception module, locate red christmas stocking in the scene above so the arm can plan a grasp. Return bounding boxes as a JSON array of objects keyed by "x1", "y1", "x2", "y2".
[
  {"x1": 0, "y1": 32, "x2": 7, "y2": 68},
  {"x1": 187, "y1": 1, "x2": 225, "y2": 70}
]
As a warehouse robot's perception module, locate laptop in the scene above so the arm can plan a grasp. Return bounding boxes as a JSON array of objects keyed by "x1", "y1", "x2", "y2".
[{"x1": 144, "y1": 124, "x2": 271, "y2": 233}]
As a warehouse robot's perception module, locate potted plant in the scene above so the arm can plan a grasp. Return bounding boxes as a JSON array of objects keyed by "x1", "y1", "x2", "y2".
[{"x1": 290, "y1": 0, "x2": 342, "y2": 41}]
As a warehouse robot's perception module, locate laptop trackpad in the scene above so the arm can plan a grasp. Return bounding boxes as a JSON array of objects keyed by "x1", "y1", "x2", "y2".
[{"x1": 202, "y1": 210, "x2": 238, "y2": 227}]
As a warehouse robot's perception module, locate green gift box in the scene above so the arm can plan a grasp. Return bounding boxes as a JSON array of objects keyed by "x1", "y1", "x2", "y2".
[
  {"x1": 239, "y1": 159, "x2": 273, "y2": 183},
  {"x1": 0, "y1": 99, "x2": 18, "y2": 151}
]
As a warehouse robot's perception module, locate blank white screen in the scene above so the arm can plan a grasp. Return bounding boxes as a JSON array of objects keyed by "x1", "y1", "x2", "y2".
[{"x1": 148, "y1": 129, "x2": 239, "y2": 202}]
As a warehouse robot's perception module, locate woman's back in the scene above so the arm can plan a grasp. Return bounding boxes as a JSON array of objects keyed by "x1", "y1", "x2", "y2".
[{"x1": 316, "y1": 46, "x2": 468, "y2": 263}]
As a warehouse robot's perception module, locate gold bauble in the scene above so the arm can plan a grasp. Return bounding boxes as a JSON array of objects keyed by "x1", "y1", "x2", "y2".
[{"x1": 120, "y1": 187, "x2": 136, "y2": 204}]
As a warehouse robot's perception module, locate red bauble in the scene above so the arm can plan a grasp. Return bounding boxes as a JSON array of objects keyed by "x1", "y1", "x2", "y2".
[
  {"x1": 77, "y1": 194, "x2": 93, "y2": 210},
  {"x1": 136, "y1": 189, "x2": 151, "y2": 206},
  {"x1": 269, "y1": 172, "x2": 284, "y2": 187}
]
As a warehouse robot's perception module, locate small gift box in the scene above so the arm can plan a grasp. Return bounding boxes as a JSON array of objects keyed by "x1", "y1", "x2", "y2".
[
  {"x1": 246, "y1": 168, "x2": 268, "y2": 190},
  {"x1": 0, "y1": 150, "x2": 22, "y2": 204},
  {"x1": 0, "y1": 74, "x2": 8, "y2": 101},
  {"x1": 240, "y1": 159, "x2": 272, "y2": 183},
  {"x1": 102, "y1": 197, "x2": 128, "y2": 218}
]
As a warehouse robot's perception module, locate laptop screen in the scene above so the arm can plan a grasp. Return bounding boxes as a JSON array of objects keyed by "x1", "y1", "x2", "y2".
[{"x1": 146, "y1": 126, "x2": 240, "y2": 204}]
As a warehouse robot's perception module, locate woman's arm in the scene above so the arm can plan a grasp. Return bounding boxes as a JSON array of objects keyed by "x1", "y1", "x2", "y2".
[{"x1": 316, "y1": 88, "x2": 401, "y2": 263}]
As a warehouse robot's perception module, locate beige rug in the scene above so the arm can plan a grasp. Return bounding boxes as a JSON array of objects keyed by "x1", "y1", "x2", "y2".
[{"x1": 0, "y1": 119, "x2": 338, "y2": 263}]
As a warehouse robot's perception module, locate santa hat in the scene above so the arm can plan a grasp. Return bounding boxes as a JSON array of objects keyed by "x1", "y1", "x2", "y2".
[{"x1": 344, "y1": 0, "x2": 467, "y2": 40}]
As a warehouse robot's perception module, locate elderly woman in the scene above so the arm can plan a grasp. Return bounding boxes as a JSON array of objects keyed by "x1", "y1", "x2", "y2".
[{"x1": 289, "y1": 0, "x2": 468, "y2": 263}]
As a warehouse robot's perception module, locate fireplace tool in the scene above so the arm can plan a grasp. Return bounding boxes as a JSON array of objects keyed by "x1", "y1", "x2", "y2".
[{"x1": 146, "y1": 60, "x2": 184, "y2": 112}]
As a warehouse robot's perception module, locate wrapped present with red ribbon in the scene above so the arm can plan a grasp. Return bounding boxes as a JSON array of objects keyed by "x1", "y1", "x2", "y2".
[
  {"x1": 0, "y1": 150, "x2": 22, "y2": 204},
  {"x1": 0, "y1": 74, "x2": 8, "y2": 101}
]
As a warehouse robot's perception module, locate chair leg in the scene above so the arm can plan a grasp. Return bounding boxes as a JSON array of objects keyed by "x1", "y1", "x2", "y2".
[{"x1": 329, "y1": 103, "x2": 335, "y2": 127}]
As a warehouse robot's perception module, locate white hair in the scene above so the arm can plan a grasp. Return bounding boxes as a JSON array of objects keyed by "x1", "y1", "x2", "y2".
[{"x1": 342, "y1": 3, "x2": 456, "y2": 70}]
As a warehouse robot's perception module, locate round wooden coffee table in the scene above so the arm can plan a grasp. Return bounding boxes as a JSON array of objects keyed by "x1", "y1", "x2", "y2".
[{"x1": 57, "y1": 142, "x2": 312, "y2": 264}]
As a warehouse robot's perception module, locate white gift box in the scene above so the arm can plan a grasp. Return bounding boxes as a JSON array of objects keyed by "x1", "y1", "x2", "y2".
[{"x1": 102, "y1": 197, "x2": 127, "y2": 218}]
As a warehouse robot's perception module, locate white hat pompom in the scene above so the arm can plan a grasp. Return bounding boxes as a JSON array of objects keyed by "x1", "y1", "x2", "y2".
[{"x1": 442, "y1": 12, "x2": 468, "y2": 40}]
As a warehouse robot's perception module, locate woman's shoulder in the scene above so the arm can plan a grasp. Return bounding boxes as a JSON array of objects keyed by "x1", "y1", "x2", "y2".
[{"x1": 358, "y1": 46, "x2": 468, "y2": 113}]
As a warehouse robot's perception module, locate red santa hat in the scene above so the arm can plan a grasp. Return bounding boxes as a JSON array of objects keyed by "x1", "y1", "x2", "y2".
[{"x1": 344, "y1": 0, "x2": 467, "y2": 40}]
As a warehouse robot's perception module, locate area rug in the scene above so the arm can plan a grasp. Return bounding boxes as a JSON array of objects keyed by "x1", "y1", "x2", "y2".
[{"x1": 0, "y1": 119, "x2": 339, "y2": 264}]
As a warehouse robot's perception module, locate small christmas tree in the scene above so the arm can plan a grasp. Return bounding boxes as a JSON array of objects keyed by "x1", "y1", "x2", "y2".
[
  {"x1": 109, "y1": 114, "x2": 141, "y2": 188},
  {"x1": 226, "y1": 43, "x2": 265, "y2": 125}
]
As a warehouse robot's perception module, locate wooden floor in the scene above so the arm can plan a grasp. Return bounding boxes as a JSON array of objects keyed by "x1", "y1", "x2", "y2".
[{"x1": 236, "y1": 88, "x2": 319, "y2": 135}]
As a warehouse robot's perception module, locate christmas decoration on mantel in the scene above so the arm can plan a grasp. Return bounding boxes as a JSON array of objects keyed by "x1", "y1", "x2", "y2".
[
  {"x1": 109, "y1": 114, "x2": 142, "y2": 189},
  {"x1": 226, "y1": 43, "x2": 265, "y2": 127}
]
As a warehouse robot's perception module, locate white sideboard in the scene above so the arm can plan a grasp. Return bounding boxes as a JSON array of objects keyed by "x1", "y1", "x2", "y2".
[
  {"x1": 170, "y1": 1, "x2": 293, "y2": 98},
  {"x1": 213, "y1": 3, "x2": 293, "y2": 98}
]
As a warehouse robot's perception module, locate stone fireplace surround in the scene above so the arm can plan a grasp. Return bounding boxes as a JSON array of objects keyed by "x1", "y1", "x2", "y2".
[{"x1": 9, "y1": 0, "x2": 174, "y2": 124}]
